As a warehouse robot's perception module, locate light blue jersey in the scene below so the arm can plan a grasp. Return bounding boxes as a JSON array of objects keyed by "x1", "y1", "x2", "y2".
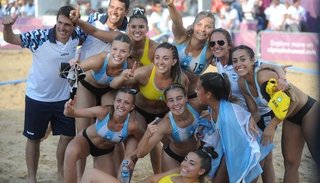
[
  {"x1": 169, "y1": 104, "x2": 200, "y2": 142},
  {"x1": 244, "y1": 61, "x2": 271, "y2": 115},
  {"x1": 95, "y1": 113, "x2": 130, "y2": 143},
  {"x1": 175, "y1": 42, "x2": 208, "y2": 75},
  {"x1": 91, "y1": 54, "x2": 128, "y2": 85}
]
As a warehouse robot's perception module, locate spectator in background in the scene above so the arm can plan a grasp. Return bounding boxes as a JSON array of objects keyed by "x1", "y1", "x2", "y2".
[
  {"x1": 211, "y1": 0, "x2": 224, "y2": 14},
  {"x1": 173, "y1": 0, "x2": 186, "y2": 15},
  {"x1": 188, "y1": 0, "x2": 198, "y2": 16},
  {"x1": 20, "y1": 0, "x2": 35, "y2": 17},
  {"x1": 149, "y1": 0, "x2": 170, "y2": 41},
  {"x1": 79, "y1": 0, "x2": 95, "y2": 16},
  {"x1": 255, "y1": 0, "x2": 272, "y2": 32},
  {"x1": 283, "y1": 0, "x2": 306, "y2": 32},
  {"x1": 240, "y1": 0, "x2": 256, "y2": 21},
  {"x1": 182, "y1": 0, "x2": 197, "y2": 16},
  {"x1": 3, "y1": 0, "x2": 20, "y2": 16},
  {"x1": 264, "y1": 0, "x2": 286, "y2": 31},
  {"x1": 219, "y1": 1, "x2": 240, "y2": 32}
]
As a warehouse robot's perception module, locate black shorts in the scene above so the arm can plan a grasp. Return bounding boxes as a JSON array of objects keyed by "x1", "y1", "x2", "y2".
[
  {"x1": 257, "y1": 110, "x2": 275, "y2": 131},
  {"x1": 164, "y1": 145, "x2": 185, "y2": 163},
  {"x1": 286, "y1": 96, "x2": 316, "y2": 126},
  {"x1": 82, "y1": 128, "x2": 115, "y2": 157},
  {"x1": 135, "y1": 106, "x2": 168, "y2": 124},
  {"x1": 80, "y1": 80, "x2": 113, "y2": 106},
  {"x1": 23, "y1": 96, "x2": 75, "y2": 139}
]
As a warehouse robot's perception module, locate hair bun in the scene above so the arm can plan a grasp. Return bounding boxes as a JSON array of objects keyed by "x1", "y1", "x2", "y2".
[
  {"x1": 133, "y1": 7, "x2": 145, "y2": 16},
  {"x1": 202, "y1": 146, "x2": 218, "y2": 159}
]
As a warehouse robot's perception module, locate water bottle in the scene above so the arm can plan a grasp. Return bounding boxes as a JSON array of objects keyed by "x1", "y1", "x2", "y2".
[{"x1": 120, "y1": 160, "x2": 130, "y2": 183}]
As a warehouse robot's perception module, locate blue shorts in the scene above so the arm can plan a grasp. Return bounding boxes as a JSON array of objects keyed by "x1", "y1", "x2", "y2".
[{"x1": 23, "y1": 96, "x2": 76, "y2": 139}]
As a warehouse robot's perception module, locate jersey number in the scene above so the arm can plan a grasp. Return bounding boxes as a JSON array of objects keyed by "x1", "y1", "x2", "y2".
[{"x1": 193, "y1": 63, "x2": 204, "y2": 73}]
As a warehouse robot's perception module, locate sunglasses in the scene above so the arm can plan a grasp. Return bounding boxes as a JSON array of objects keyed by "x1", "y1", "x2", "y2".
[{"x1": 209, "y1": 40, "x2": 225, "y2": 47}]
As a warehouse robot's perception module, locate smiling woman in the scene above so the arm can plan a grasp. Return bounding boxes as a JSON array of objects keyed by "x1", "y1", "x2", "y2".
[
  {"x1": 110, "y1": 42, "x2": 189, "y2": 174},
  {"x1": 79, "y1": 146, "x2": 217, "y2": 183},
  {"x1": 136, "y1": 83, "x2": 203, "y2": 172},
  {"x1": 165, "y1": 0, "x2": 215, "y2": 111},
  {"x1": 143, "y1": 146, "x2": 218, "y2": 183},
  {"x1": 63, "y1": 87, "x2": 146, "y2": 183}
]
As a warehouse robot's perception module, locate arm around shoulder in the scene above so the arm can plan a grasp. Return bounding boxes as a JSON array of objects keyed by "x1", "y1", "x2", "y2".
[{"x1": 238, "y1": 78, "x2": 260, "y2": 122}]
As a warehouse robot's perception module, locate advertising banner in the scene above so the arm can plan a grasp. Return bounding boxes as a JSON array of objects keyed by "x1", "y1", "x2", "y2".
[{"x1": 260, "y1": 31, "x2": 319, "y2": 63}]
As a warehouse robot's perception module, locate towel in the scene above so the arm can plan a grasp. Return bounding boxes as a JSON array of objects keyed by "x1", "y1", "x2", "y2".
[{"x1": 202, "y1": 101, "x2": 274, "y2": 182}]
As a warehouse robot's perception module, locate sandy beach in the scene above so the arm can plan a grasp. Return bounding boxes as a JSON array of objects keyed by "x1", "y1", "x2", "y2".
[{"x1": 0, "y1": 49, "x2": 318, "y2": 183}]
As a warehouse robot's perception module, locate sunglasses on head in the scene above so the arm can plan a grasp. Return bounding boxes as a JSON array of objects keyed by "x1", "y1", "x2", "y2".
[
  {"x1": 209, "y1": 40, "x2": 225, "y2": 47},
  {"x1": 120, "y1": 87, "x2": 138, "y2": 95}
]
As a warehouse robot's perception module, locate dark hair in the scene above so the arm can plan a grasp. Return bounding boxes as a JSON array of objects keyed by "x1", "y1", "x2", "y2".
[
  {"x1": 109, "y1": 0, "x2": 130, "y2": 11},
  {"x1": 193, "y1": 10, "x2": 215, "y2": 26},
  {"x1": 117, "y1": 87, "x2": 137, "y2": 103},
  {"x1": 194, "y1": 146, "x2": 218, "y2": 178},
  {"x1": 231, "y1": 45, "x2": 255, "y2": 60},
  {"x1": 152, "y1": 0, "x2": 161, "y2": 5},
  {"x1": 129, "y1": 5, "x2": 148, "y2": 25},
  {"x1": 113, "y1": 33, "x2": 132, "y2": 49},
  {"x1": 164, "y1": 83, "x2": 187, "y2": 100},
  {"x1": 56, "y1": 5, "x2": 75, "y2": 21},
  {"x1": 110, "y1": 87, "x2": 136, "y2": 115},
  {"x1": 199, "y1": 72, "x2": 232, "y2": 101},
  {"x1": 211, "y1": 28, "x2": 234, "y2": 65},
  {"x1": 155, "y1": 42, "x2": 182, "y2": 83}
]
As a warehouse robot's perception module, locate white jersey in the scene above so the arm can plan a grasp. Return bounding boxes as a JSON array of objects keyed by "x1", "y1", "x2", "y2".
[
  {"x1": 78, "y1": 12, "x2": 128, "y2": 61},
  {"x1": 20, "y1": 27, "x2": 84, "y2": 102},
  {"x1": 215, "y1": 58, "x2": 247, "y2": 110}
]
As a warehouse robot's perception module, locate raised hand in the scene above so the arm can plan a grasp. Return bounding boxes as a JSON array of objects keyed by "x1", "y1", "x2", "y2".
[
  {"x1": 2, "y1": 14, "x2": 18, "y2": 26},
  {"x1": 275, "y1": 64, "x2": 292, "y2": 91},
  {"x1": 276, "y1": 78, "x2": 290, "y2": 91},
  {"x1": 63, "y1": 97, "x2": 76, "y2": 117},
  {"x1": 281, "y1": 64, "x2": 292, "y2": 73},
  {"x1": 69, "y1": 5, "x2": 81, "y2": 24},
  {"x1": 69, "y1": 57, "x2": 80, "y2": 68},
  {"x1": 165, "y1": 0, "x2": 174, "y2": 6},
  {"x1": 145, "y1": 117, "x2": 161, "y2": 138},
  {"x1": 122, "y1": 61, "x2": 138, "y2": 80}
]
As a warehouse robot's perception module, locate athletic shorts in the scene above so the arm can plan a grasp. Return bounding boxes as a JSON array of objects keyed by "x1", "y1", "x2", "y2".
[
  {"x1": 80, "y1": 80, "x2": 113, "y2": 106},
  {"x1": 82, "y1": 128, "x2": 115, "y2": 157},
  {"x1": 164, "y1": 145, "x2": 185, "y2": 163},
  {"x1": 286, "y1": 96, "x2": 316, "y2": 126},
  {"x1": 23, "y1": 96, "x2": 75, "y2": 139}
]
